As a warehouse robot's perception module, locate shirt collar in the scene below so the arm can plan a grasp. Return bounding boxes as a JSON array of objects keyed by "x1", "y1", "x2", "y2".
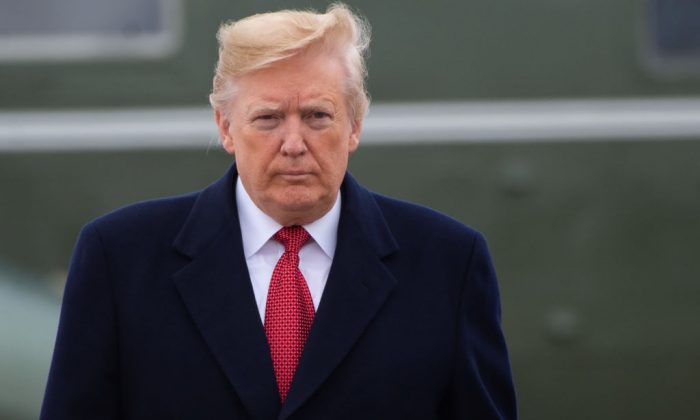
[{"x1": 236, "y1": 177, "x2": 340, "y2": 259}]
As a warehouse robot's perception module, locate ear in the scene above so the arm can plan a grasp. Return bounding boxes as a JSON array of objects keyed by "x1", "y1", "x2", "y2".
[
  {"x1": 215, "y1": 109, "x2": 236, "y2": 155},
  {"x1": 348, "y1": 118, "x2": 362, "y2": 153}
]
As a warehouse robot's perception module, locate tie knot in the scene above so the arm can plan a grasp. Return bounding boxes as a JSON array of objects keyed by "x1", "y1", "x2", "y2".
[{"x1": 274, "y1": 226, "x2": 311, "y2": 254}]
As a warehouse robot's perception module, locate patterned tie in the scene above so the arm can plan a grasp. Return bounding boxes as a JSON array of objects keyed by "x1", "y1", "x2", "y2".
[{"x1": 264, "y1": 226, "x2": 315, "y2": 402}]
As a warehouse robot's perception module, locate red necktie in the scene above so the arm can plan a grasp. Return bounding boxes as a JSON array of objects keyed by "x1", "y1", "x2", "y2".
[{"x1": 264, "y1": 226, "x2": 315, "y2": 401}]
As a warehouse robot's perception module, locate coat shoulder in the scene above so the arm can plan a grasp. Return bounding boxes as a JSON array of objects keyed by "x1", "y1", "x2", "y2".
[
  {"x1": 86, "y1": 191, "x2": 199, "y2": 243},
  {"x1": 371, "y1": 192, "x2": 484, "y2": 245}
]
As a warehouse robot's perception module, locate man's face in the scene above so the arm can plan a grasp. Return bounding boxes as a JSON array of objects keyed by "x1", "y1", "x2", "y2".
[{"x1": 216, "y1": 49, "x2": 361, "y2": 226}]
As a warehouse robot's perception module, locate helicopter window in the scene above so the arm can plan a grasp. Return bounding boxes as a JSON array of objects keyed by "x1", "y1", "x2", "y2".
[
  {"x1": 644, "y1": 0, "x2": 700, "y2": 76},
  {"x1": 0, "y1": 0, "x2": 182, "y2": 62}
]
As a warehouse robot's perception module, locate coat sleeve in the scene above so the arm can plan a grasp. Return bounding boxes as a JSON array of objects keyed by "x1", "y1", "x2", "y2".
[
  {"x1": 442, "y1": 233, "x2": 518, "y2": 419},
  {"x1": 40, "y1": 222, "x2": 121, "y2": 419}
]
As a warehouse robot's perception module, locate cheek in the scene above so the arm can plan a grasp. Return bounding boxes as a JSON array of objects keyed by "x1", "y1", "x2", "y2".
[
  {"x1": 311, "y1": 134, "x2": 349, "y2": 165},
  {"x1": 318, "y1": 148, "x2": 350, "y2": 182},
  {"x1": 238, "y1": 133, "x2": 278, "y2": 166},
  {"x1": 235, "y1": 146, "x2": 274, "y2": 187}
]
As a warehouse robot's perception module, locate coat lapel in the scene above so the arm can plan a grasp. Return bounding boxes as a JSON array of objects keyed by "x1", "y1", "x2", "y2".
[
  {"x1": 280, "y1": 174, "x2": 399, "y2": 419},
  {"x1": 171, "y1": 166, "x2": 280, "y2": 420}
]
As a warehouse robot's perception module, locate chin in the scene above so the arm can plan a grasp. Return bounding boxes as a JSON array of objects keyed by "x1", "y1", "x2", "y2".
[
  {"x1": 273, "y1": 188, "x2": 333, "y2": 219},
  {"x1": 278, "y1": 194, "x2": 321, "y2": 213},
  {"x1": 277, "y1": 185, "x2": 318, "y2": 202}
]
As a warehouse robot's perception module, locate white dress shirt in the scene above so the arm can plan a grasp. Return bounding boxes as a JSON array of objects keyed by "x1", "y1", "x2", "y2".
[{"x1": 235, "y1": 177, "x2": 340, "y2": 322}]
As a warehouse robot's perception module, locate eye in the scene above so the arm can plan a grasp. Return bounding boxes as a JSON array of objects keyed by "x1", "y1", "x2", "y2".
[
  {"x1": 305, "y1": 110, "x2": 332, "y2": 128},
  {"x1": 311, "y1": 111, "x2": 330, "y2": 119},
  {"x1": 252, "y1": 114, "x2": 280, "y2": 129}
]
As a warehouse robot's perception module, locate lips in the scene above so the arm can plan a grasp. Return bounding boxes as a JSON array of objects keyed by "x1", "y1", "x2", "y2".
[
  {"x1": 279, "y1": 171, "x2": 309, "y2": 176},
  {"x1": 278, "y1": 171, "x2": 312, "y2": 182}
]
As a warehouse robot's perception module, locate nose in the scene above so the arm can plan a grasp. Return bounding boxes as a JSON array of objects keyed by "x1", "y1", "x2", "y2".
[{"x1": 280, "y1": 116, "x2": 306, "y2": 157}]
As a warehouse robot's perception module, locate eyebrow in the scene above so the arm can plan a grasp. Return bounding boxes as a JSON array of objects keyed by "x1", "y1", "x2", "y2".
[
  {"x1": 300, "y1": 103, "x2": 335, "y2": 114},
  {"x1": 245, "y1": 93, "x2": 339, "y2": 112},
  {"x1": 299, "y1": 98, "x2": 337, "y2": 112},
  {"x1": 245, "y1": 102, "x2": 283, "y2": 116}
]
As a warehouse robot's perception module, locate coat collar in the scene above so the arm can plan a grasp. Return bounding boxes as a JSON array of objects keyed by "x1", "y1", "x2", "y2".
[
  {"x1": 172, "y1": 164, "x2": 398, "y2": 419},
  {"x1": 172, "y1": 165, "x2": 280, "y2": 419}
]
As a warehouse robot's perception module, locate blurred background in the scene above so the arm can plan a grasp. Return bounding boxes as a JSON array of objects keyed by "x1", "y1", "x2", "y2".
[{"x1": 1, "y1": 0, "x2": 699, "y2": 418}]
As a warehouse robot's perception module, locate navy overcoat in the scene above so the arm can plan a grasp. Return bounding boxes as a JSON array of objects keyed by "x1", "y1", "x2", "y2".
[{"x1": 41, "y1": 165, "x2": 517, "y2": 419}]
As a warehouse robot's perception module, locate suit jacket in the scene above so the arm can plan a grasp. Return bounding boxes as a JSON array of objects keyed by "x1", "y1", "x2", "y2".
[{"x1": 41, "y1": 165, "x2": 517, "y2": 419}]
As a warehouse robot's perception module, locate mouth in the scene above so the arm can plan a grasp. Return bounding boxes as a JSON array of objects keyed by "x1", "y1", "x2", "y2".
[{"x1": 278, "y1": 171, "x2": 312, "y2": 182}]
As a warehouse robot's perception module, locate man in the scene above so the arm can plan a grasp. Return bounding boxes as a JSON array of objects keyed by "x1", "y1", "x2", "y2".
[{"x1": 41, "y1": 4, "x2": 517, "y2": 419}]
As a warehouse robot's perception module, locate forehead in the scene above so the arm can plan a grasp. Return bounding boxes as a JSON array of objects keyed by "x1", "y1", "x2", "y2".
[{"x1": 233, "y1": 51, "x2": 347, "y2": 107}]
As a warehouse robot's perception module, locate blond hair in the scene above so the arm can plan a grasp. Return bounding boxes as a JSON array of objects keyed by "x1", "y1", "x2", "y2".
[{"x1": 209, "y1": 3, "x2": 371, "y2": 121}]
